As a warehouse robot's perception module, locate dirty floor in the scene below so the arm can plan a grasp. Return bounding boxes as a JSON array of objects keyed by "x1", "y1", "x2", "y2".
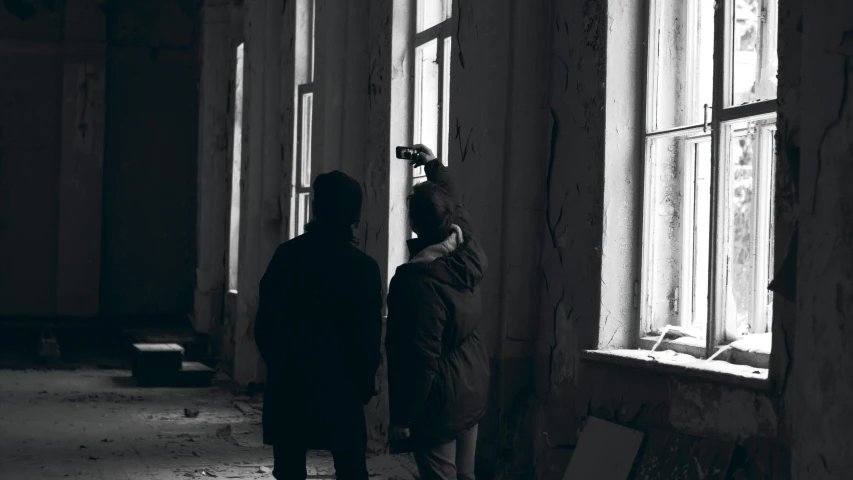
[{"x1": 0, "y1": 369, "x2": 418, "y2": 479}]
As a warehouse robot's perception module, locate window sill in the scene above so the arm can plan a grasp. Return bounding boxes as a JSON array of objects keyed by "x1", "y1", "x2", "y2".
[
  {"x1": 638, "y1": 331, "x2": 772, "y2": 369},
  {"x1": 638, "y1": 335, "x2": 709, "y2": 358},
  {"x1": 581, "y1": 348, "x2": 771, "y2": 391}
]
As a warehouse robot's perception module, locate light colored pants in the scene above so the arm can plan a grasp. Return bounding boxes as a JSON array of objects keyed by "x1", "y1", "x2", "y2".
[{"x1": 414, "y1": 425, "x2": 478, "y2": 480}]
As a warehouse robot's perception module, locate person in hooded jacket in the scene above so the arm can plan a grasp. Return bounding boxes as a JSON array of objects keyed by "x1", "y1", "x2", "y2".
[
  {"x1": 386, "y1": 144, "x2": 490, "y2": 480},
  {"x1": 254, "y1": 171, "x2": 383, "y2": 480}
]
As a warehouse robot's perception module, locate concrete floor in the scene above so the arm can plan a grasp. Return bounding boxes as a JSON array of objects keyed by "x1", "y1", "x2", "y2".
[{"x1": 0, "y1": 368, "x2": 418, "y2": 479}]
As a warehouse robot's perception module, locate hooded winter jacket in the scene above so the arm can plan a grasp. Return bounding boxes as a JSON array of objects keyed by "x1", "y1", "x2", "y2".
[{"x1": 386, "y1": 160, "x2": 490, "y2": 452}]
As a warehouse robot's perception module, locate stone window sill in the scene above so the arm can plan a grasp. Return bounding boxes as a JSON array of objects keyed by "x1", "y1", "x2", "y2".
[{"x1": 581, "y1": 348, "x2": 771, "y2": 391}]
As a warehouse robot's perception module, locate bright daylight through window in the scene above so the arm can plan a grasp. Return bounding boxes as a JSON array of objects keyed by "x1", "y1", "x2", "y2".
[
  {"x1": 228, "y1": 43, "x2": 245, "y2": 293},
  {"x1": 639, "y1": 0, "x2": 779, "y2": 359},
  {"x1": 410, "y1": 0, "x2": 452, "y2": 238},
  {"x1": 290, "y1": 0, "x2": 316, "y2": 239}
]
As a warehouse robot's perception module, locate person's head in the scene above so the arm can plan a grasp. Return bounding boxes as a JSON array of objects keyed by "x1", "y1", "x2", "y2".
[
  {"x1": 408, "y1": 181, "x2": 455, "y2": 244},
  {"x1": 310, "y1": 171, "x2": 362, "y2": 238}
]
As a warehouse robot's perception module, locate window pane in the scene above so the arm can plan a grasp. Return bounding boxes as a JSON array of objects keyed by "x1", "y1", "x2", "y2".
[
  {"x1": 722, "y1": 121, "x2": 776, "y2": 339},
  {"x1": 418, "y1": 0, "x2": 449, "y2": 33},
  {"x1": 297, "y1": 192, "x2": 310, "y2": 236},
  {"x1": 763, "y1": 130, "x2": 776, "y2": 333},
  {"x1": 643, "y1": 132, "x2": 711, "y2": 336},
  {"x1": 310, "y1": 0, "x2": 316, "y2": 82},
  {"x1": 441, "y1": 36, "x2": 451, "y2": 166},
  {"x1": 414, "y1": 39, "x2": 439, "y2": 177},
  {"x1": 649, "y1": 0, "x2": 715, "y2": 132},
  {"x1": 300, "y1": 92, "x2": 313, "y2": 188},
  {"x1": 688, "y1": 140, "x2": 712, "y2": 333},
  {"x1": 730, "y1": 0, "x2": 778, "y2": 106},
  {"x1": 228, "y1": 43, "x2": 245, "y2": 292}
]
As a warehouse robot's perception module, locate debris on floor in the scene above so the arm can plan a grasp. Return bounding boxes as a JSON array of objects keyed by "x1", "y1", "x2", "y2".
[
  {"x1": 233, "y1": 400, "x2": 256, "y2": 415},
  {"x1": 0, "y1": 368, "x2": 417, "y2": 479}
]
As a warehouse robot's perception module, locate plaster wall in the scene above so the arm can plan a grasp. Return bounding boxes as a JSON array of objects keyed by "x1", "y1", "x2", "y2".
[
  {"x1": 100, "y1": 2, "x2": 200, "y2": 316},
  {"x1": 0, "y1": 0, "x2": 200, "y2": 320},
  {"x1": 218, "y1": 0, "x2": 853, "y2": 478},
  {"x1": 790, "y1": 1, "x2": 853, "y2": 478}
]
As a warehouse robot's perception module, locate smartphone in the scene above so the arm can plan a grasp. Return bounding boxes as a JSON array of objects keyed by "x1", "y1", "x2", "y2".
[{"x1": 395, "y1": 146, "x2": 418, "y2": 160}]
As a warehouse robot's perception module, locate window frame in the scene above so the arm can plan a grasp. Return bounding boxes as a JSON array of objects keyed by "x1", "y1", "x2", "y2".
[
  {"x1": 411, "y1": 2, "x2": 452, "y2": 184},
  {"x1": 290, "y1": 0, "x2": 316, "y2": 239},
  {"x1": 639, "y1": 0, "x2": 779, "y2": 358}
]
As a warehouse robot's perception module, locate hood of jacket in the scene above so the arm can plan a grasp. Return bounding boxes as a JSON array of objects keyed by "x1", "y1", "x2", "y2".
[{"x1": 405, "y1": 224, "x2": 488, "y2": 291}]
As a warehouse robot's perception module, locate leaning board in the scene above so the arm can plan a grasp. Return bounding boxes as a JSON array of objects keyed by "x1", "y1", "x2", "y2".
[{"x1": 562, "y1": 417, "x2": 645, "y2": 480}]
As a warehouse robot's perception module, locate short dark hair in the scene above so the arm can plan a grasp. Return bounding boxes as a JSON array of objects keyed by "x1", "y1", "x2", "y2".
[
  {"x1": 408, "y1": 181, "x2": 455, "y2": 244},
  {"x1": 311, "y1": 171, "x2": 362, "y2": 226}
]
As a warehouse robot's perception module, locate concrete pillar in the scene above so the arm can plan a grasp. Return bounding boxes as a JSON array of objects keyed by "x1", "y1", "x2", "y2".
[
  {"x1": 260, "y1": 0, "x2": 283, "y2": 261},
  {"x1": 313, "y1": 0, "x2": 343, "y2": 175},
  {"x1": 440, "y1": 0, "x2": 515, "y2": 473},
  {"x1": 496, "y1": 0, "x2": 550, "y2": 350},
  {"x1": 598, "y1": 0, "x2": 645, "y2": 349},
  {"x1": 359, "y1": 0, "x2": 411, "y2": 451},
  {"x1": 55, "y1": 0, "x2": 106, "y2": 316},
  {"x1": 790, "y1": 1, "x2": 853, "y2": 478},
  {"x1": 233, "y1": 0, "x2": 267, "y2": 385},
  {"x1": 491, "y1": 1, "x2": 551, "y2": 476},
  {"x1": 194, "y1": 0, "x2": 232, "y2": 334},
  {"x1": 338, "y1": 0, "x2": 368, "y2": 182}
]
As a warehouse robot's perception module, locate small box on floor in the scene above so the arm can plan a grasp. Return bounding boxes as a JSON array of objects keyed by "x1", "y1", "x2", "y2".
[
  {"x1": 176, "y1": 361, "x2": 216, "y2": 387},
  {"x1": 132, "y1": 343, "x2": 184, "y2": 386}
]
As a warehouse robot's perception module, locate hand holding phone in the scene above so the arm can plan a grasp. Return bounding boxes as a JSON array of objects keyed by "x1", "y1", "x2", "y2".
[{"x1": 395, "y1": 144, "x2": 437, "y2": 168}]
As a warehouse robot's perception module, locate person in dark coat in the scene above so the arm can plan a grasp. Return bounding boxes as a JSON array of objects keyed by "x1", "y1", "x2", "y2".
[
  {"x1": 254, "y1": 171, "x2": 383, "y2": 480},
  {"x1": 386, "y1": 145, "x2": 490, "y2": 480}
]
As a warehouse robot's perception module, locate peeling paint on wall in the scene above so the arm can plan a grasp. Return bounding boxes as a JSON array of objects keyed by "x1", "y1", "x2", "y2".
[{"x1": 669, "y1": 380, "x2": 778, "y2": 443}]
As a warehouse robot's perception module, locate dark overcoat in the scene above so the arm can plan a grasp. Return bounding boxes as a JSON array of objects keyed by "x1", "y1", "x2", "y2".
[{"x1": 254, "y1": 224, "x2": 383, "y2": 451}]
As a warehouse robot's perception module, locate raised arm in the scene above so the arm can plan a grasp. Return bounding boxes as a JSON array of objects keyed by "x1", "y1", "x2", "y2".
[{"x1": 413, "y1": 144, "x2": 473, "y2": 236}]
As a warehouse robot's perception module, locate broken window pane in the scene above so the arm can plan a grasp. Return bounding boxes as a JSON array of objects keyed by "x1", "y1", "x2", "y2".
[
  {"x1": 725, "y1": 122, "x2": 757, "y2": 337},
  {"x1": 649, "y1": 0, "x2": 715, "y2": 132},
  {"x1": 418, "y1": 0, "x2": 450, "y2": 33},
  {"x1": 730, "y1": 0, "x2": 778, "y2": 106},
  {"x1": 644, "y1": 131, "x2": 711, "y2": 336},
  {"x1": 300, "y1": 92, "x2": 313, "y2": 188},
  {"x1": 414, "y1": 39, "x2": 439, "y2": 177},
  {"x1": 722, "y1": 120, "x2": 776, "y2": 338}
]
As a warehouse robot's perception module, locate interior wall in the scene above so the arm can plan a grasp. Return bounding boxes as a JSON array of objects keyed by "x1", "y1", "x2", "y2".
[
  {"x1": 221, "y1": 0, "x2": 853, "y2": 478},
  {"x1": 0, "y1": 0, "x2": 200, "y2": 321},
  {"x1": 0, "y1": 5, "x2": 64, "y2": 316},
  {"x1": 99, "y1": 0, "x2": 200, "y2": 317},
  {"x1": 790, "y1": 0, "x2": 853, "y2": 478}
]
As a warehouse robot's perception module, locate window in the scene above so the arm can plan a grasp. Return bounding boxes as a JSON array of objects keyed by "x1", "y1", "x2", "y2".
[
  {"x1": 290, "y1": 0, "x2": 316, "y2": 239},
  {"x1": 410, "y1": 0, "x2": 452, "y2": 238},
  {"x1": 227, "y1": 43, "x2": 245, "y2": 293},
  {"x1": 639, "y1": 0, "x2": 778, "y2": 356}
]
